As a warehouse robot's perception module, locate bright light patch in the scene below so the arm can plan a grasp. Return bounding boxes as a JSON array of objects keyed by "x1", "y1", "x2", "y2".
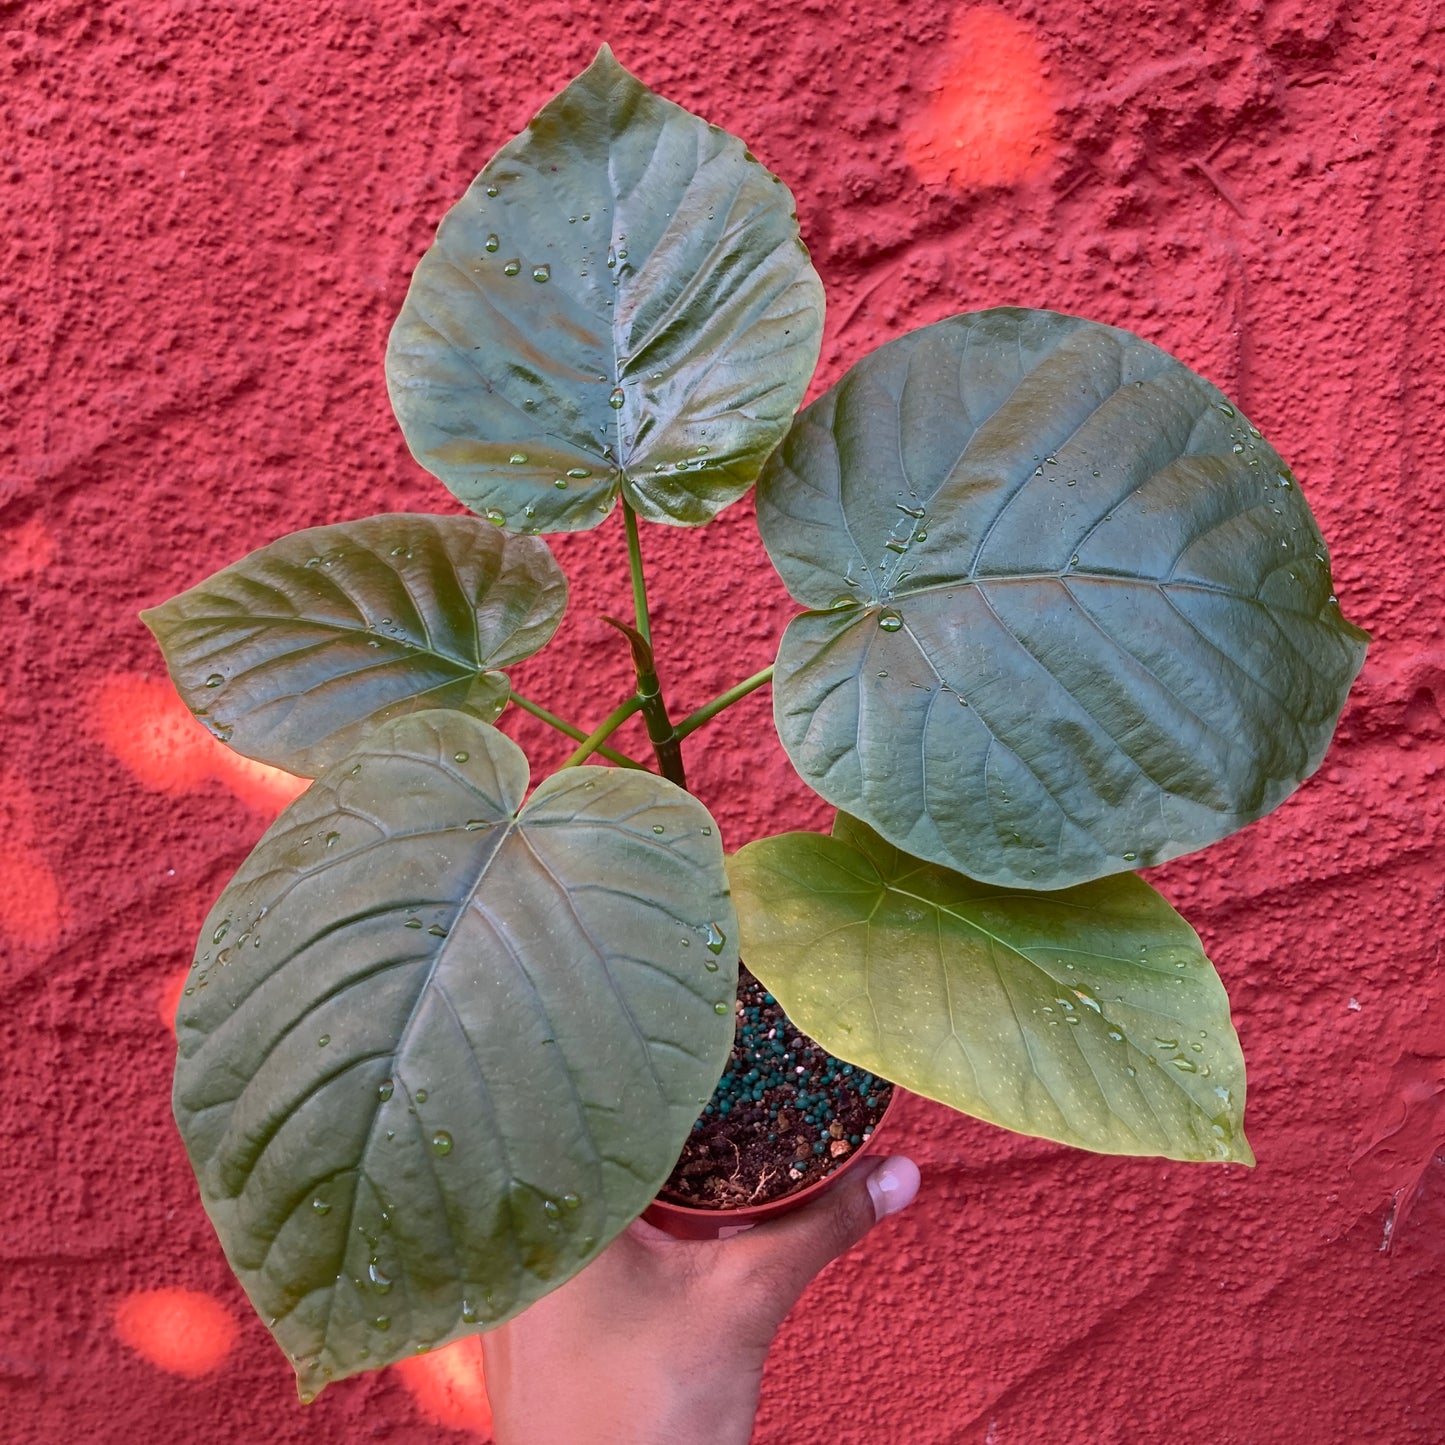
[
  {"x1": 158, "y1": 966, "x2": 189, "y2": 1034},
  {"x1": 113, "y1": 1287, "x2": 238, "y2": 1377},
  {"x1": 393, "y1": 1335, "x2": 494, "y2": 1435},
  {"x1": 0, "y1": 768, "x2": 62, "y2": 956},
  {"x1": 220, "y1": 750, "x2": 313, "y2": 814},
  {"x1": 0, "y1": 845, "x2": 62, "y2": 954},
  {"x1": 97, "y1": 675, "x2": 307, "y2": 814},
  {"x1": 0, "y1": 518, "x2": 56, "y2": 583},
  {"x1": 904, "y1": 8, "x2": 1056, "y2": 188}
]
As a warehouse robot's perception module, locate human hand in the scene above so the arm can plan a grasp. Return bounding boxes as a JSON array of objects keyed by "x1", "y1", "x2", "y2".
[{"x1": 480, "y1": 1155, "x2": 921, "y2": 1445}]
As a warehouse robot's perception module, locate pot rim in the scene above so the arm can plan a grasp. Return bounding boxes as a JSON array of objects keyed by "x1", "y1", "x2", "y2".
[{"x1": 642, "y1": 1086, "x2": 902, "y2": 1240}]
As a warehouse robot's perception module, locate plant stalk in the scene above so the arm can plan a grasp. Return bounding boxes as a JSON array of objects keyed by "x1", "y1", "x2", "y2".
[
  {"x1": 612, "y1": 503, "x2": 687, "y2": 789},
  {"x1": 561, "y1": 696, "x2": 645, "y2": 769},
  {"x1": 508, "y1": 689, "x2": 648, "y2": 770},
  {"x1": 674, "y1": 666, "x2": 775, "y2": 739},
  {"x1": 622, "y1": 500, "x2": 652, "y2": 650}
]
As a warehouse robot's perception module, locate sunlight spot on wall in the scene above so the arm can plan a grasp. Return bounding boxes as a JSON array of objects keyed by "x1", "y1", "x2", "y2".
[
  {"x1": 220, "y1": 750, "x2": 312, "y2": 813},
  {"x1": 113, "y1": 1287, "x2": 238, "y2": 1377},
  {"x1": 96, "y1": 674, "x2": 307, "y2": 815},
  {"x1": 0, "y1": 517, "x2": 56, "y2": 583},
  {"x1": 903, "y1": 8, "x2": 1056, "y2": 189},
  {"x1": 392, "y1": 1335, "x2": 493, "y2": 1436},
  {"x1": 158, "y1": 966, "x2": 189, "y2": 1034},
  {"x1": 0, "y1": 767, "x2": 62, "y2": 956},
  {"x1": 0, "y1": 845, "x2": 63, "y2": 954}
]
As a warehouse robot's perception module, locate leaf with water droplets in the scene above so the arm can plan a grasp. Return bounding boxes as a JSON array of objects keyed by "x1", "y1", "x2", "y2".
[
  {"x1": 385, "y1": 46, "x2": 823, "y2": 532},
  {"x1": 173, "y1": 712, "x2": 736, "y2": 1392},
  {"x1": 728, "y1": 813, "x2": 1252, "y2": 1164},
  {"x1": 142, "y1": 514, "x2": 566, "y2": 776},
  {"x1": 757, "y1": 309, "x2": 1368, "y2": 888}
]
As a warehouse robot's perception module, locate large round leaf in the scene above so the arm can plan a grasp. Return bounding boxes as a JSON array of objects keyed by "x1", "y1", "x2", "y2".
[
  {"x1": 729, "y1": 814, "x2": 1252, "y2": 1164},
  {"x1": 141, "y1": 514, "x2": 566, "y2": 776},
  {"x1": 173, "y1": 712, "x2": 737, "y2": 1393},
  {"x1": 757, "y1": 309, "x2": 1368, "y2": 888},
  {"x1": 385, "y1": 45, "x2": 823, "y2": 533}
]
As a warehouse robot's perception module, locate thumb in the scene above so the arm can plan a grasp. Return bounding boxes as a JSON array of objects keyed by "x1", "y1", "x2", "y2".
[{"x1": 727, "y1": 1156, "x2": 920, "y2": 1313}]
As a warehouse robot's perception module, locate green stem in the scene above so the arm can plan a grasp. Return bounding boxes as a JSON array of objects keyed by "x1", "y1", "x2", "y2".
[
  {"x1": 622, "y1": 500, "x2": 652, "y2": 650},
  {"x1": 561, "y1": 696, "x2": 644, "y2": 769},
  {"x1": 615, "y1": 502, "x2": 687, "y2": 789},
  {"x1": 674, "y1": 666, "x2": 775, "y2": 739},
  {"x1": 635, "y1": 672, "x2": 686, "y2": 790},
  {"x1": 508, "y1": 689, "x2": 648, "y2": 771}
]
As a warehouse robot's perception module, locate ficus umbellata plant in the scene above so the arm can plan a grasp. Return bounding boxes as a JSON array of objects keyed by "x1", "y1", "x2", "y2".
[{"x1": 143, "y1": 47, "x2": 1368, "y2": 1398}]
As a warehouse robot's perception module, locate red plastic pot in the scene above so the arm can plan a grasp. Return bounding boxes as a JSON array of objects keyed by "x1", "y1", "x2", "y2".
[{"x1": 642, "y1": 1087, "x2": 902, "y2": 1240}]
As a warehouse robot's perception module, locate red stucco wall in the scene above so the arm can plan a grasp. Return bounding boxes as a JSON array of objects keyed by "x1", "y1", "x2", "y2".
[{"x1": 4, "y1": 1, "x2": 1442, "y2": 1440}]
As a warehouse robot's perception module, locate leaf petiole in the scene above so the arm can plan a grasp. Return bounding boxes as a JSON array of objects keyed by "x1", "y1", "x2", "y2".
[
  {"x1": 675, "y1": 666, "x2": 775, "y2": 739},
  {"x1": 615, "y1": 502, "x2": 686, "y2": 788},
  {"x1": 561, "y1": 696, "x2": 645, "y2": 768},
  {"x1": 622, "y1": 500, "x2": 653, "y2": 649},
  {"x1": 508, "y1": 689, "x2": 649, "y2": 770}
]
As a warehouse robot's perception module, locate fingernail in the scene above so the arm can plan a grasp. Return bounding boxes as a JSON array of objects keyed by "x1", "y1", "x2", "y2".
[{"x1": 867, "y1": 1156, "x2": 921, "y2": 1219}]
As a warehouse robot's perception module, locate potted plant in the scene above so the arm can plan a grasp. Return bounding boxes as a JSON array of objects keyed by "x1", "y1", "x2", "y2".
[{"x1": 143, "y1": 47, "x2": 1367, "y2": 1401}]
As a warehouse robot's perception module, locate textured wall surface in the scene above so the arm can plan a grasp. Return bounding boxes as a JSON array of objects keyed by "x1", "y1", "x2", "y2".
[{"x1": 3, "y1": 0, "x2": 1443, "y2": 1440}]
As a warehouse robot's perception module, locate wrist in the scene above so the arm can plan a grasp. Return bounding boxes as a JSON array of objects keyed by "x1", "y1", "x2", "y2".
[{"x1": 484, "y1": 1331, "x2": 763, "y2": 1445}]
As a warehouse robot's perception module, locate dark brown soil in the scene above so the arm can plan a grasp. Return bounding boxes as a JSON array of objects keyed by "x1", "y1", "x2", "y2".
[{"x1": 658, "y1": 964, "x2": 893, "y2": 1209}]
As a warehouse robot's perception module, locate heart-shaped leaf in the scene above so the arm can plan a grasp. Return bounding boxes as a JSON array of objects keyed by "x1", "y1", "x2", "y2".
[
  {"x1": 729, "y1": 814, "x2": 1252, "y2": 1164},
  {"x1": 385, "y1": 45, "x2": 823, "y2": 533},
  {"x1": 757, "y1": 309, "x2": 1368, "y2": 888},
  {"x1": 173, "y1": 712, "x2": 737, "y2": 1393},
  {"x1": 142, "y1": 514, "x2": 566, "y2": 776}
]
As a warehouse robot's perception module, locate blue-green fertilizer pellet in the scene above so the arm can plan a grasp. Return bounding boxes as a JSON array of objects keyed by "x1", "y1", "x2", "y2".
[{"x1": 661, "y1": 965, "x2": 893, "y2": 1210}]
